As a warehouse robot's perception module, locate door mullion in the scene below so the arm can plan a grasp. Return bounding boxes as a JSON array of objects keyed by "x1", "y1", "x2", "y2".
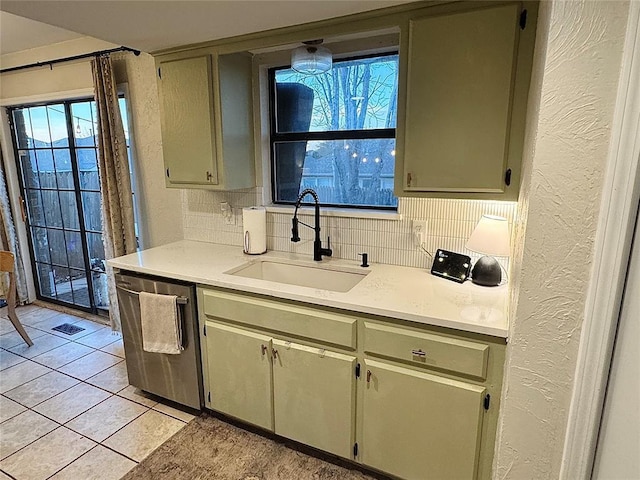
[
  {"x1": 65, "y1": 102, "x2": 97, "y2": 313},
  {"x1": 45, "y1": 105, "x2": 79, "y2": 306}
]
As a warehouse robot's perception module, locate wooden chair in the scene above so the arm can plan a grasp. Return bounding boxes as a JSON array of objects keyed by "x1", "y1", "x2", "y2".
[{"x1": 1, "y1": 251, "x2": 33, "y2": 346}]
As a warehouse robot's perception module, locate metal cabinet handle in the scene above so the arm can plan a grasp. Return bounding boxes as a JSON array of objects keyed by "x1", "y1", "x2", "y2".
[
  {"x1": 411, "y1": 349, "x2": 427, "y2": 357},
  {"x1": 366, "y1": 370, "x2": 372, "y2": 383},
  {"x1": 272, "y1": 349, "x2": 278, "y2": 359},
  {"x1": 261, "y1": 344, "x2": 267, "y2": 356}
]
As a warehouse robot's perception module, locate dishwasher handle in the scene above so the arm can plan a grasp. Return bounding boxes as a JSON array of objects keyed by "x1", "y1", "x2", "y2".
[{"x1": 116, "y1": 284, "x2": 189, "y2": 305}]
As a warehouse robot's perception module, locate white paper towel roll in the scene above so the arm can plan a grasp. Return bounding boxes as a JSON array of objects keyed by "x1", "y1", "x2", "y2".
[{"x1": 242, "y1": 207, "x2": 267, "y2": 254}]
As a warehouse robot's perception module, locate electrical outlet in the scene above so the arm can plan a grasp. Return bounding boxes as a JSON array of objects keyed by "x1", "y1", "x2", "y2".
[
  {"x1": 220, "y1": 202, "x2": 235, "y2": 225},
  {"x1": 412, "y1": 220, "x2": 428, "y2": 246}
]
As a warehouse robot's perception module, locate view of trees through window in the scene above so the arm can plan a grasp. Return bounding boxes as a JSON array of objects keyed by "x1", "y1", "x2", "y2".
[{"x1": 271, "y1": 53, "x2": 398, "y2": 208}]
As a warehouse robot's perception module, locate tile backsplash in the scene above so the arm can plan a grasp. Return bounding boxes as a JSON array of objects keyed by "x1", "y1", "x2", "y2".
[{"x1": 182, "y1": 188, "x2": 516, "y2": 271}]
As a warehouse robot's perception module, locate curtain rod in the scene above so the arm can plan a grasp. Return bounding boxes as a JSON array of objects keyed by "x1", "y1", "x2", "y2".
[{"x1": 0, "y1": 46, "x2": 141, "y2": 74}]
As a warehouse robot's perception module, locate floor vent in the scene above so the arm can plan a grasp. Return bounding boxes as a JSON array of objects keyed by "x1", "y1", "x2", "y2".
[{"x1": 52, "y1": 323, "x2": 85, "y2": 335}]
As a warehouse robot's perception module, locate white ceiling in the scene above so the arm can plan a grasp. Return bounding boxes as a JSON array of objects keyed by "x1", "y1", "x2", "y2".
[
  {"x1": 0, "y1": 1, "x2": 417, "y2": 54},
  {"x1": 0, "y1": 11, "x2": 84, "y2": 55}
]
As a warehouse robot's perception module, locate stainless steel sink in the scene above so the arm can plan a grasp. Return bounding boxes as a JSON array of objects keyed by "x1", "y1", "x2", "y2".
[{"x1": 225, "y1": 259, "x2": 368, "y2": 293}]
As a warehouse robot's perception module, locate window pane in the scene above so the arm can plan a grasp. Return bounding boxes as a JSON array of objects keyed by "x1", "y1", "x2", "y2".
[
  {"x1": 78, "y1": 149, "x2": 100, "y2": 190},
  {"x1": 59, "y1": 191, "x2": 79, "y2": 230},
  {"x1": 47, "y1": 229, "x2": 68, "y2": 266},
  {"x1": 86, "y1": 232, "x2": 105, "y2": 262},
  {"x1": 66, "y1": 231, "x2": 85, "y2": 269},
  {"x1": 274, "y1": 54, "x2": 399, "y2": 133},
  {"x1": 28, "y1": 106, "x2": 51, "y2": 146},
  {"x1": 25, "y1": 189, "x2": 46, "y2": 227},
  {"x1": 53, "y1": 149, "x2": 73, "y2": 189},
  {"x1": 81, "y1": 191, "x2": 102, "y2": 232},
  {"x1": 37, "y1": 150, "x2": 56, "y2": 189},
  {"x1": 52, "y1": 266, "x2": 72, "y2": 303},
  {"x1": 18, "y1": 150, "x2": 40, "y2": 189},
  {"x1": 72, "y1": 101, "x2": 97, "y2": 147},
  {"x1": 70, "y1": 269, "x2": 90, "y2": 307},
  {"x1": 12, "y1": 109, "x2": 34, "y2": 149},
  {"x1": 91, "y1": 272, "x2": 109, "y2": 309},
  {"x1": 36, "y1": 262, "x2": 54, "y2": 298},
  {"x1": 41, "y1": 190, "x2": 63, "y2": 228},
  {"x1": 47, "y1": 104, "x2": 69, "y2": 148},
  {"x1": 119, "y1": 97, "x2": 129, "y2": 145},
  {"x1": 273, "y1": 138, "x2": 397, "y2": 208},
  {"x1": 31, "y1": 227, "x2": 50, "y2": 263}
]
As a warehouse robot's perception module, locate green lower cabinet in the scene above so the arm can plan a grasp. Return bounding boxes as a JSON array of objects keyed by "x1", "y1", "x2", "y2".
[
  {"x1": 205, "y1": 322, "x2": 273, "y2": 430},
  {"x1": 360, "y1": 359, "x2": 486, "y2": 480},
  {"x1": 272, "y1": 340, "x2": 356, "y2": 458}
]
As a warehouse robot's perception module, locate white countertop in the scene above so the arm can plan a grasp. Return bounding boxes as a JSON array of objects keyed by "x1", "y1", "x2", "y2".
[{"x1": 108, "y1": 240, "x2": 509, "y2": 338}]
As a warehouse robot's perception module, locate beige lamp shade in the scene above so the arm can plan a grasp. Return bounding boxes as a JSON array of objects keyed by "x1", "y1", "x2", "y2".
[{"x1": 466, "y1": 214, "x2": 511, "y2": 257}]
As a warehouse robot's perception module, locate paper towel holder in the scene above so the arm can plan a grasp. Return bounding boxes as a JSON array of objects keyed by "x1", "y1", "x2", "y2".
[{"x1": 242, "y1": 206, "x2": 267, "y2": 255}]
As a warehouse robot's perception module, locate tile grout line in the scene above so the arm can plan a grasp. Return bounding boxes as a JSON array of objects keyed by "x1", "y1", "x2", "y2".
[{"x1": 2, "y1": 306, "x2": 191, "y2": 479}]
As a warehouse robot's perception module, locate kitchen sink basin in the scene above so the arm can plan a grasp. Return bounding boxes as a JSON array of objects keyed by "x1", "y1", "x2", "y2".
[{"x1": 225, "y1": 259, "x2": 368, "y2": 293}]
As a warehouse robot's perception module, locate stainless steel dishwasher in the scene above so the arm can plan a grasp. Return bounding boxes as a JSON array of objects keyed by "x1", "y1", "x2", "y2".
[{"x1": 115, "y1": 271, "x2": 203, "y2": 409}]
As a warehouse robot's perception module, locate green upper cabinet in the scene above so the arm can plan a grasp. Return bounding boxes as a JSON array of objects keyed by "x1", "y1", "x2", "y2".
[
  {"x1": 157, "y1": 49, "x2": 255, "y2": 190},
  {"x1": 395, "y1": 2, "x2": 536, "y2": 200}
]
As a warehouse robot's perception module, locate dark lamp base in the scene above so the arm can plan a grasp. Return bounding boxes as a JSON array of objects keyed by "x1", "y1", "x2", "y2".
[{"x1": 471, "y1": 256, "x2": 502, "y2": 287}]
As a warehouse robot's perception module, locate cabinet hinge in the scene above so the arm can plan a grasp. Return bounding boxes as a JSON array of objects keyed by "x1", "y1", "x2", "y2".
[
  {"x1": 355, "y1": 363, "x2": 361, "y2": 378},
  {"x1": 203, "y1": 325, "x2": 207, "y2": 336},
  {"x1": 519, "y1": 9, "x2": 528, "y2": 30},
  {"x1": 158, "y1": 67, "x2": 162, "y2": 79},
  {"x1": 484, "y1": 393, "x2": 491, "y2": 410},
  {"x1": 166, "y1": 168, "x2": 170, "y2": 178},
  {"x1": 353, "y1": 442, "x2": 359, "y2": 458},
  {"x1": 208, "y1": 391, "x2": 211, "y2": 403},
  {"x1": 504, "y1": 168, "x2": 512, "y2": 186}
]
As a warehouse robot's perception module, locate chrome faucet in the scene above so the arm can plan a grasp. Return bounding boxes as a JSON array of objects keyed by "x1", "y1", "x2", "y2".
[{"x1": 291, "y1": 189, "x2": 332, "y2": 261}]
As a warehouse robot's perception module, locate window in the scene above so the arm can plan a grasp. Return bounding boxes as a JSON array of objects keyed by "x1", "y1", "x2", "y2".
[
  {"x1": 270, "y1": 52, "x2": 399, "y2": 209},
  {"x1": 9, "y1": 97, "x2": 136, "y2": 314}
]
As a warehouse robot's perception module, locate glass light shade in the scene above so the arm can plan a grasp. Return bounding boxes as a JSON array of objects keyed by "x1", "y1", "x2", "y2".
[
  {"x1": 291, "y1": 45, "x2": 332, "y2": 75},
  {"x1": 466, "y1": 215, "x2": 511, "y2": 257}
]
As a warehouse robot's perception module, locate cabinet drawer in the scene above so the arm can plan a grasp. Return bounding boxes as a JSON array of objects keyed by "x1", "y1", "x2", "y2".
[
  {"x1": 201, "y1": 289, "x2": 356, "y2": 349},
  {"x1": 363, "y1": 321, "x2": 489, "y2": 379}
]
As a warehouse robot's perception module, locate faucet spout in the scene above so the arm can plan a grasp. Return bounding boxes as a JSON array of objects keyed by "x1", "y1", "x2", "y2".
[{"x1": 291, "y1": 189, "x2": 332, "y2": 261}]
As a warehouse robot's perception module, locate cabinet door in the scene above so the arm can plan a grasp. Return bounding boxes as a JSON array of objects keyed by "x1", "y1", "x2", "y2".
[
  {"x1": 159, "y1": 55, "x2": 218, "y2": 185},
  {"x1": 402, "y1": 4, "x2": 520, "y2": 194},
  {"x1": 205, "y1": 322, "x2": 273, "y2": 430},
  {"x1": 272, "y1": 340, "x2": 356, "y2": 458},
  {"x1": 361, "y1": 359, "x2": 486, "y2": 480}
]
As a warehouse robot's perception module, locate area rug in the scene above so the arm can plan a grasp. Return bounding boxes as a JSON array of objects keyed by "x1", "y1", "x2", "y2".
[{"x1": 122, "y1": 413, "x2": 385, "y2": 480}]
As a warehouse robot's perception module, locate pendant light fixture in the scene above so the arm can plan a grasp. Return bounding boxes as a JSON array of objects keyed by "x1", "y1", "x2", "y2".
[{"x1": 291, "y1": 39, "x2": 332, "y2": 75}]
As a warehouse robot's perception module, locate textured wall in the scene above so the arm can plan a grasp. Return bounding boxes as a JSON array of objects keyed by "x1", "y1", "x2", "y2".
[
  {"x1": 0, "y1": 37, "x2": 115, "y2": 103},
  {"x1": 495, "y1": 1, "x2": 629, "y2": 478},
  {"x1": 113, "y1": 53, "x2": 183, "y2": 249}
]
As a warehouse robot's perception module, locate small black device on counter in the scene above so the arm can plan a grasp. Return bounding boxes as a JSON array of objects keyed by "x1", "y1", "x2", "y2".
[{"x1": 430, "y1": 249, "x2": 472, "y2": 284}]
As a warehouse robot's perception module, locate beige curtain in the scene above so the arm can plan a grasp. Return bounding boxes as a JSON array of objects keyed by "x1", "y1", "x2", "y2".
[
  {"x1": 0, "y1": 151, "x2": 29, "y2": 304},
  {"x1": 92, "y1": 55, "x2": 137, "y2": 332}
]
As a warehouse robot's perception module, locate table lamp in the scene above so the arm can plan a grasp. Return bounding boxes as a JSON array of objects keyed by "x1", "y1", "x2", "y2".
[{"x1": 466, "y1": 214, "x2": 510, "y2": 286}]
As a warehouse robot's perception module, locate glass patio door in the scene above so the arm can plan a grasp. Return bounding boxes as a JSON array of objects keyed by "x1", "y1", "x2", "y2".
[{"x1": 9, "y1": 99, "x2": 122, "y2": 314}]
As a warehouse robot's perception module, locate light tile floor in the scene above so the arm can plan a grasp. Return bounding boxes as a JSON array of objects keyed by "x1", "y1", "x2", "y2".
[{"x1": 0, "y1": 304, "x2": 195, "y2": 480}]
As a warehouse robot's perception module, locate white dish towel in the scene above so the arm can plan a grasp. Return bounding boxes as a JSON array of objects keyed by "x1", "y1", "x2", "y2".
[{"x1": 139, "y1": 291, "x2": 183, "y2": 354}]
